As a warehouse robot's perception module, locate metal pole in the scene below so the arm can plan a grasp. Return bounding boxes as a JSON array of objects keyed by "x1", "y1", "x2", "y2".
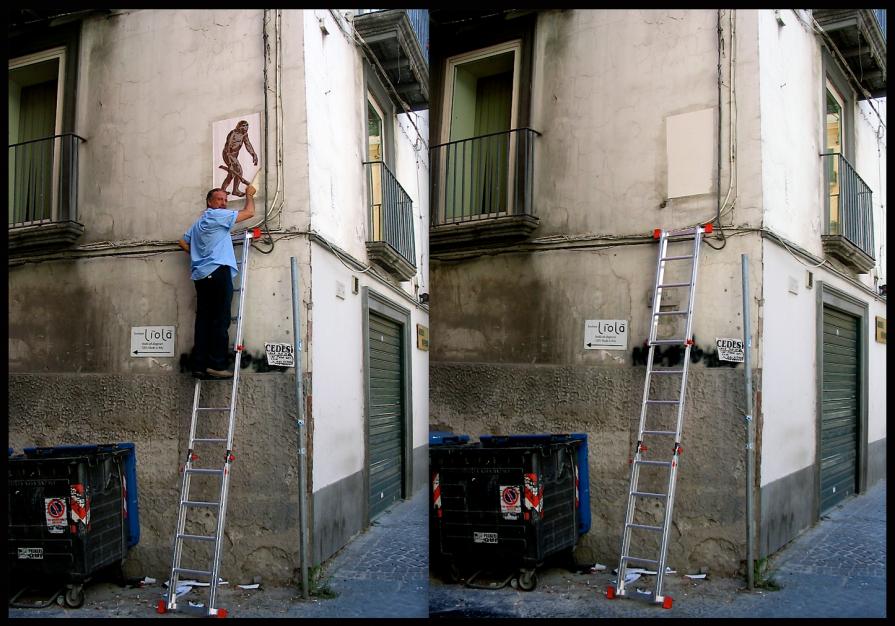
[
  {"x1": 742, "y1": 254, "x2": 755, "y2": 591},
  {"x1": 291, "y1": 256, "x2": 310, "y2": 600}
]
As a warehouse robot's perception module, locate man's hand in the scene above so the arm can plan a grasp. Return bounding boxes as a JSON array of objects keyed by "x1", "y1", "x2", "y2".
[{"x1": 245, "y1": 185, "x2": 256, "y2": 197}]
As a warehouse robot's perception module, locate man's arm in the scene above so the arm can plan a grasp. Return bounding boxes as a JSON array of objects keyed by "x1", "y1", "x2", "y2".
[
  {"x1": 235, "y1": 185, "x2": 256, "y2": 223},
  {"x1": 178, "y1": 238, "x2": 190, "y2": 253},
  {"x1": 244, "y1": 134, "x2": 258, "y2": 165}
]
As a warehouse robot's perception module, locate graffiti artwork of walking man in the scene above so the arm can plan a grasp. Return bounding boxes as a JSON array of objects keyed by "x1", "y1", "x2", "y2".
[{"x1": 219, "y1": 120, "x2": 258, "y2": 197}]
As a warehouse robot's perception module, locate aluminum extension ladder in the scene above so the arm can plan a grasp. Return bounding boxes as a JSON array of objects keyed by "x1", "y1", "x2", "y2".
[
  {"x1": 607, "y1": 223, "x2": 713, "y2": 609},
  {"x1": 159, "y1": 227, "x2": 260, "y2": 618}
]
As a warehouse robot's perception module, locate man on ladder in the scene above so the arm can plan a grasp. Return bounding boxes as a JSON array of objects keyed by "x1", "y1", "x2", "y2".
[
  {"x1": 178, "y1": 185, "x2": 256, "y2": 379},
  {"x1": 162, "y1": 188, "x2": 260, "y2": 617}
]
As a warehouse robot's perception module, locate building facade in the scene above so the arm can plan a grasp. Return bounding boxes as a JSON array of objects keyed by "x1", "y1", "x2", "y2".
[
  {"x1": 427, "y1": 9, "x2": 886, "y2": 574},
  {"x1": 9, "y1": 8, "x2": 430, "y2": 583}
]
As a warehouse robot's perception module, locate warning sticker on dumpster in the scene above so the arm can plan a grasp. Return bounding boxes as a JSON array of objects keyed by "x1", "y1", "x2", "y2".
[
  {"x1": 45, "y1": 497, "x2": 67, "y2": 534},
  {"x1": 18, "y1": 547, "x2": 44, "y2": 560},
  {"x1": 473, "y1": 532, "x2": 498, "y2": 544},
  {"x1": 500, "y1": 485, "x2": 521, "y2": 520}
]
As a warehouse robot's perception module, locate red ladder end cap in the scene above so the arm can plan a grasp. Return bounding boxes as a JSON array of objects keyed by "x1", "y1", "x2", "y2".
[
  {"x1": 156, "y1": 600, "x2": 167, "y2": 614},
  {"x1": 236, "y1": 345, "x2": 244, "y2": 352},
  {"x1": 704, "y1": 223, "x2": 714, "y2": 234},
  {"x1": 252, "y1": 227, "x2": 261, "y2": 239},
  {"x1": 662, "y1": 596, "x2": 674, "y2": 609},
  {"x1": 216, "y1": 607, "x2": 229, "y2": 618},
  {"x1": 653, "y1": 228, "x2": 662, "y2": 239},
  {"x1": 606, "y1": 586, "x2": 616, "y2": 599}
]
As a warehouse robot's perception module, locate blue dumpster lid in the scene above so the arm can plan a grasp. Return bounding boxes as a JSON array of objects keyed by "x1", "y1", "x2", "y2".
[
  {"x1": 479, "y1": 433, "x2": 584, "y2": 447},
  {"x1": 430, "y1": 432, "x2": 470, "y2": 446},
  {"x1": 23, "y1": 443, "x2": 130, "y2": 457}
]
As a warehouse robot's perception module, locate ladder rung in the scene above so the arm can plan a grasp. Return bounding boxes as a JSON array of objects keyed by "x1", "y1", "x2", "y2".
[
  {"x1": 650, "y1": 369, "x2": 684, "y2": 375},
  {"x1": 632, "y1": 491, "x2": 669, "y2": 499},
  {"x1": 627, "y1": 523, "x2": 664, "y2": 532},
  {"x1": 650, "y1": 339, "x2": 687, "y2": 345},
  {"x1": 174, "y1": 568, "x2": 212, "y2": 578},
  {"x1": 653, "y1": 310, "x2": 688, "y2": 316},
  {"x1": 657, "y1": 282, "x2": 692, "y2": 288},
  {"x1": 197, "y1": 407, "x2": 230, "y2": 412},
  {"x1": 178, "y1": 533, "x2": 217, "y2": 543},
  {"x1": 185, "y1": 468, "x2": 224, "y2": 476},
  {"x1": 660, "y1": 254, "x2": 693, "y2": 261},
  {"x1": 192, "y1": 438, "x2": 227, "y2": 443},
  {"x1": 183, "y1": 500, "x2": 221, "y2": 508},
  {"x1": 623, "y1": 556, "x2": 660, "y2": 565},
  {"x1": 641, "y1": 430, "x2": 676, "y2": 436},
  {"x1": 635, "y1": 460, "x2": 673, "y2": 467},
  {"x1": 645, "y1": 399, "x2": 680, "y2": 405}
]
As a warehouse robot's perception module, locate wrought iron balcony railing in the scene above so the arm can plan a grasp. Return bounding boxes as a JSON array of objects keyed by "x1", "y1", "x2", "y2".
[
  {"x1": 822, "y1": 152, "x2": 875, "y2": 268},
  {"x1": 364, "y1": 160, "x2": 417, "y2": 278},
  {"x1": 9, "y1": 133, "x2": 85, "y2": 227},
  {"x1": 430, "y1": 128, "x2": 540, "y2": 227},
  {"x1": 873, "y1": 9, "x2": 886, "y2": 39},
  {"x1": 356, "y1": 9, "x2": 429, "y2": 64}
]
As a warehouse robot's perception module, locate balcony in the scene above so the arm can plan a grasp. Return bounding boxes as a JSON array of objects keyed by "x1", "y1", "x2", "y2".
[
  {"x1": 813, "y1": 9, "x2": 886, "y2": 99},
  {"x1": 821, "y1": 152, "x2": 875, "y2": 273},
  {"x1": 8, "y1": 133, "x2": 86, "y2": 251},
  {"x1": 430, "y1": 128, "x2": 540, "y2": 252},
  {"x1": 364, "y1": 160, "x2": 417, "y2": 281},
  {"x1": 354, "y1": 9, "x2": 429, "y2": 111}
]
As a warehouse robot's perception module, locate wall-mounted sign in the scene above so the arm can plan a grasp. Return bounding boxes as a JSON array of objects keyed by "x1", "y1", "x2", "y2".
[
  {"x1": 716, "y1": 338, "x2": 745, "y2": 362},
  {"x1": 265, "y1": 342, "x2": 295, "y2": 367},
  {"x1": 876, "y1": 317, "x2": 886, "y2": 344},
  {"x1": 584, "y1": 320, "x2": 628, "y2": 350},
  {"x1": 131, "y1": 326, "x2": 175, "y2": 357},
  {"x1": 417, "y1": 324, "x2": 429, "y2": 351},
  {"x1": 213, "y1": 112, "x2": 262, "y2": 200}
]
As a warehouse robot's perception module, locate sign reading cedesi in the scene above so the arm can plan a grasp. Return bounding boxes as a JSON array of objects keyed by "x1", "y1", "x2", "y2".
[
  {"x1": 265, "y1": 342, "x2": 295, "y2": 367},
  {"x1": 584, "y1": 320, "x2": 628, "y2": 350},
  {"x1": 131, "y1": 326, "x2": 175, "y2": 357},
  {"x1": 716, "y1": 338, "x2": 745, "y2": 362}
]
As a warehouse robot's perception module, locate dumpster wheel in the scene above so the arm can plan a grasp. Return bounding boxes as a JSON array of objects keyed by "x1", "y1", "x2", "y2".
[
  {"x1": 63, "y1": 585, "x2": 85, "y2": 609},
  {"x1": 517, "y1": 569, "x2": 538, "y2": 592}
]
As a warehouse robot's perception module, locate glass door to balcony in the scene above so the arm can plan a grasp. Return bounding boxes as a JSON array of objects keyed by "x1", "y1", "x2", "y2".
[
  {"x1": 9, "y1": 49, "x2": 65, "y2": 226},
  {"x1": 825, "y1": 81, "x2": 845, "y2": 234},
  {"x1": 440, "y1": 41, "x2": 521, "y2": 222},
  {"x1": 368, "y1": 95, "x2": 386, "y2": 242}
]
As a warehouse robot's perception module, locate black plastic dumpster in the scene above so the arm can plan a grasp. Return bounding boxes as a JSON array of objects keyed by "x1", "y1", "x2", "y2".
[
  {"x1": 8, "y1": 443, "x2": 132, "y2": 608},
  {"x1": 430, "y1": 433, "x2": 589, "y2": 590}
]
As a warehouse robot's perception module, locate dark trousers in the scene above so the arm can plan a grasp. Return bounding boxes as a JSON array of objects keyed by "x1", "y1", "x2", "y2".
[{"x1": 192, "y1": 265, "x2": 233, "y2": 371}]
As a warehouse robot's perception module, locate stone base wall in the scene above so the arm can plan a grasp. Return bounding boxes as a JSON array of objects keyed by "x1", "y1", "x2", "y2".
[{"x1": 430, "y1": 362, "x2": 750, "y2": 576}]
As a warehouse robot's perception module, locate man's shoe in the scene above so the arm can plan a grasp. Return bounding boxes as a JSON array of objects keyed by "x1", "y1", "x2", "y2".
[{"x1": 206, "y1": 367, "x2": 234, "y2": 379}]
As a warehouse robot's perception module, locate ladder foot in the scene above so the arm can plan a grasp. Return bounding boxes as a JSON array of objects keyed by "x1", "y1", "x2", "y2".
[
  {"x1": 606, "y1": 586, "x2": 616, "y2": 599},
  {"x1": 156, "y1": 599, "x2": 167, "y2": 614},
  {"x1": 662, "y1": 595, "x2": 673, "y2": 609},
  {"x1": 213, "y1": 607, "x2": 229, "y2": 618}
]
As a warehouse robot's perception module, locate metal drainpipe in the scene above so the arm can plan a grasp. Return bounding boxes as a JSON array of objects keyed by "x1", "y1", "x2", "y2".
[
  {"x1": 742, "y1": 254, "x2": 755, "y2": 590},
  {"x1": 291, "y1": 257, "x2": 310, "y2": 599}
]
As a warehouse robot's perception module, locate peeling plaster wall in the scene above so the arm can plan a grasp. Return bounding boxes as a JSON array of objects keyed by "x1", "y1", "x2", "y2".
[
  {"x1": 430, "y1": 363, "x2": 748, "y2": 575},
  {"x1": 9, "y1": 374, "x2": 303, "y2": 583}
]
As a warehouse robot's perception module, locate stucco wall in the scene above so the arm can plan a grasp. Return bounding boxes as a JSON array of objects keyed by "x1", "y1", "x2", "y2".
[
  {"x1": 9, "y1": 373, "x2": 303, "y2": 583},
  {"x1": 430, "y1": 363, "x2": 749, "y2": 575}
]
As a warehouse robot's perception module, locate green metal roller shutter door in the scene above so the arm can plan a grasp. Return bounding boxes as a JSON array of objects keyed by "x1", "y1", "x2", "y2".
[
  {"x1": 368, "y1": 312, "x2": 405, "y2": 519},
  {"x1": 820, "y1": 307, "x2": 859, "y2": 512}
]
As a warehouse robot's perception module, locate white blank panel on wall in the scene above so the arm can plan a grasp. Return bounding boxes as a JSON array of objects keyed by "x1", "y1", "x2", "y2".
[{"x1": 666, "y1": 108, "x2": 715, "y2": 199}]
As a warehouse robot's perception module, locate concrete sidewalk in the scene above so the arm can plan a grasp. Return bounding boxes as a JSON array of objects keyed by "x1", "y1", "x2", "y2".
[
  {"x1": 7, "y1": 488, "x2": 428, "y2": 619},
  {"x1": 428, "y1": 479, "x2": 887, "y2": 618}
]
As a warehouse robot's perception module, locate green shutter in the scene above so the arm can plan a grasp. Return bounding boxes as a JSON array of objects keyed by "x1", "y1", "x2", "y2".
[
  {"x1": 820, "y1": 307, "x2": 859, "y2": 512},
  {"x1": 368, "y1": 313, "x2": 404, "y2": 519}
]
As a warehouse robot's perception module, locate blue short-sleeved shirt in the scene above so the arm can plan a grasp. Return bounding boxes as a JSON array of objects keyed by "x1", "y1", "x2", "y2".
[{"x1": 183, "y1": 209, "x2": 238, "y2": 280}]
